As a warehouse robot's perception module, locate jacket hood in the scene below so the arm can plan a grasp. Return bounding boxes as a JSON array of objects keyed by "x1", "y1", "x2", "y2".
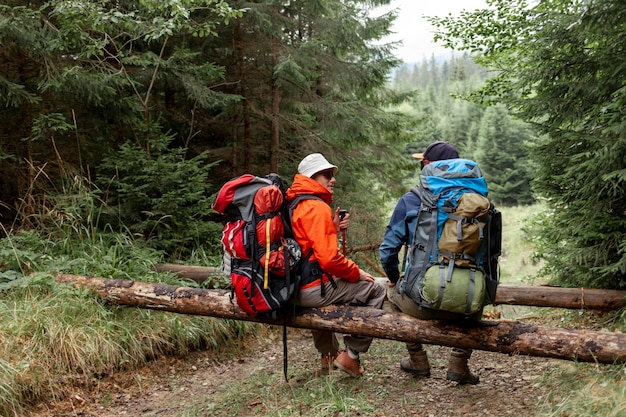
[{"x1": 286, "y1": 174, "x2": 333, "y2": 205}]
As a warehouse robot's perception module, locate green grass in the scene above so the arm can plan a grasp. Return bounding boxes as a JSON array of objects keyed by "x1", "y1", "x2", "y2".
[
  {"x1": 0, "y1": 358, "x2": 21, "y2": 416},
  {"x1": 536, "y1": 362, "x2": 626, "y2": 417},
  {"x1": 499, "y1": 204, "x2": 546, "y2": 286},
  {"x1": 183, "y1": 357, "x2": 380, "y2": 417},
  {"x1": 0, "y1": 229, "x2": 257, "y2": 414}
]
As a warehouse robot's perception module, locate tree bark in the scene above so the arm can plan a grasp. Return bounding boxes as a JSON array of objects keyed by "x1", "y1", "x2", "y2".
[
  {"x1": 233, "y1": 4, "x2": 251, "y2": 172},
  {"x1": 55, "y1": 274, "x2": 626, "y2": 365},
  {"x1": 495, "y1": 284, "x2": 626, "y2": 311},
  {"x1": 269, "y1": 31, "x2": 281, "y2": 173},
  {"x1": 153, "y1": 264, "x2": 626, "y2": 311}
]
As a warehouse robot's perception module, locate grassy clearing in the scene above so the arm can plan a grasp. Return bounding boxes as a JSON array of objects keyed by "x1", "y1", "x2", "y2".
[{"x1": 0, "y1": 230, "x2": 257, "y2": 415}]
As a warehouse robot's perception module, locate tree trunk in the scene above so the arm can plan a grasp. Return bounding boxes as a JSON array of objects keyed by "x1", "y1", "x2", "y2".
[
  {"x1": 55, "y1": 274, "x2": 626, "y2": 365},
  {"x1": 269, "y1": 32, "x2": 281, "y2": 173},
  {"x1": 234, "y1": 4, "x2": 251, "y2": 172},
  {"x1": 153, "y1": 264, "x2": 626, "y2": 311}
]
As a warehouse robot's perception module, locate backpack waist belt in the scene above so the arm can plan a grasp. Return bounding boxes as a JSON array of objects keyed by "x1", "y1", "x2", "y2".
[{"x1": 300, "y1": 275, "x2": 333, "y2": 290}]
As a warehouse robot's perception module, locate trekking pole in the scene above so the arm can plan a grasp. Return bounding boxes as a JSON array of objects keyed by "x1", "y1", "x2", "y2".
[{"x1": 339, "y1": 209, "x2": 348, "y2": 255}]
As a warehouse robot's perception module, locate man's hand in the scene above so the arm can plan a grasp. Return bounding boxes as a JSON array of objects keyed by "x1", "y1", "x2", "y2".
[
  {"x1": 333, "y1": 207, "x2": 350, "y2": 233},
  {"x1": 358, "y1": 268, "x2": 374, "y2": 282}
]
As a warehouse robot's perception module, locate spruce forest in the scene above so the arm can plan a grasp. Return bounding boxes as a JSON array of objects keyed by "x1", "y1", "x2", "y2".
[
  {"x1": 0, "y1": 0, "x2": 625, "y2": 415},
  {"x1": 1, "y1": 0, "x2": 623, "y2": 289}
]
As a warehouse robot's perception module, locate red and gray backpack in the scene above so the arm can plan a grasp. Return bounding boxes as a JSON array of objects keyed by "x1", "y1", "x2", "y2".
[{"x1": 212, "y1": 173, "x2": 319, "y2": 317}]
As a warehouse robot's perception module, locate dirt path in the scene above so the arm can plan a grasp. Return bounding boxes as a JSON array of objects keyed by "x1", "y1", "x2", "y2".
[{"x1": 30, "y1": 325, "x2": 559, "y2": 417}]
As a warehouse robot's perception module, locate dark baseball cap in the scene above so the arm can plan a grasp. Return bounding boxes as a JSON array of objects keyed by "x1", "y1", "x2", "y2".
[{"x1": 412, "y1": 141, "x2": 459, "y2": 161}]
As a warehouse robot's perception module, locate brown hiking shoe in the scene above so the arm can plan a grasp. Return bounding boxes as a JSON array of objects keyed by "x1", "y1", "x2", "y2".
[
  {"x1": 446, "y1": 351, "x2": 479, "y2": 385},
  {"x1": 320, "y1": 351, "x2": 340, "y2": 369},
  {"x1": 333, "y1": 350, "x2": 364, "y2": 377},
  {"x1": 447, "y1": 369, "x2": 479, "y2": 385},
  {"x1": 400, "y1": 351, "x2": 431, "y2": 377}
]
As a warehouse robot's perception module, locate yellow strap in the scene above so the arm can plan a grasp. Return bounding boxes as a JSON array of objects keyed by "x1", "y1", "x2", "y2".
[{"x1": 264, "y1": 220, "x2": 270, "y2": 289}]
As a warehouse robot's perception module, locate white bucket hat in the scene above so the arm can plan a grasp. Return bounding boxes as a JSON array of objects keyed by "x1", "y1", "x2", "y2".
[{"x1": 297, "y1": 153, "x2": 338, "y2": 178}]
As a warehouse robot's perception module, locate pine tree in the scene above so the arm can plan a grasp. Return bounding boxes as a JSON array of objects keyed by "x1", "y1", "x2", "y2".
[
  {"x1": 0, "y1": 0, "x2": 240, "y2": 245},
  {"x1": 0, "y1": 0, "x2": 414, "y2": 252},
  {"x1": 475, "y1": 105, "x2": 534, "y2": 206},
  {"x1": 200, "y1": 0, "x2": 414, "y2": 222},
  {"x1": 431, "y1": 0, "x2": 626, "y2": 289}
]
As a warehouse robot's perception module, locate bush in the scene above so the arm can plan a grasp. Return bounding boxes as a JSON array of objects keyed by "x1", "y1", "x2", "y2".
[{"x1": 97, "y1": 134, "x2": 222, "y2": 258}]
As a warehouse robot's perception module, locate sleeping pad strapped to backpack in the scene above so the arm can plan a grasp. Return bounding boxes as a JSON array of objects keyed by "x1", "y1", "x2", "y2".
[{"x1": 402, "y1": 158, "x2": 502, "y2": 316}]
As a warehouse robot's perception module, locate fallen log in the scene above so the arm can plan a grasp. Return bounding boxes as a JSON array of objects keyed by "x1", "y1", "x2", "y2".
[
  {"x1": 154, "y1": 263, "x2": 221, "y2": 285},
  {"x1": 56, "y1": 274, "x2": 626, "y2": 365},
  {"x1": 495, "y1": 285, "x2": 626, "y2": 311},
  {"x1": 154, "y1": 264, "x2": 626, "y2": 311}
]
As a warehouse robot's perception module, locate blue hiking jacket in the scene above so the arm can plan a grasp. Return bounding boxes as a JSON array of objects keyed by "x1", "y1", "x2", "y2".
[{"x1": 379, "y1": 190, "x2": 421, "y2": 284}]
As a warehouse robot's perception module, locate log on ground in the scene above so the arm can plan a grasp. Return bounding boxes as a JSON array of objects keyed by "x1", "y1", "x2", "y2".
[
  {"x1": 494, "y1": 284, "x2": 626, "y2": 311},
  {"x1": 55, "y1": 274, "x2": 626, "y2": 365},
  {"x1": 154, "y1": 264, "x2": 626, "y2": 311}
]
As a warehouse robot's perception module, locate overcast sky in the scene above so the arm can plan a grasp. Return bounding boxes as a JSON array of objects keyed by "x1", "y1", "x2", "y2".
[{"x1": 380, "y1": 0, "x2": 488, "y2": 64}]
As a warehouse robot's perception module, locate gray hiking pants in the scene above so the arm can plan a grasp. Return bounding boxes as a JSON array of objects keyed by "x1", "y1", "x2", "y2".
[
  {"x1": 294, "y1": 278, "x2": 386, "y2": 355},
  {"x1": 386, "y1": 283, "x2": 480, "y2": 356}
]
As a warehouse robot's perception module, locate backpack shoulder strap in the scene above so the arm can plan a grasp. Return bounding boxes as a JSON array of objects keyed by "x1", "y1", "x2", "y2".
[
  {"x1": 286, "y1": 194, "x2": 334, "y2": 292},
  {"x1": 400, "y1": 188, "x2": 421, "y2": 271},
  {"x1": 283, "y1": 193, "x2": 323, "y2": 243},
  {"x1": 407, "y1": 186, "x2": 439, "y2": 278},
  {"x1": 287, "y1": 194, "x2": 323, "y2": 222},
  {"x1": 289, "y1": 193, "x2": 322, "y2": 209}
]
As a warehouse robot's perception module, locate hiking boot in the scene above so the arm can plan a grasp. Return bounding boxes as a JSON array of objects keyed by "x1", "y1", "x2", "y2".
[
  {"x1": 320, "y1": 351, "x2": 340, "y2": 369},
  {"x1": 400, "y1": 351, "x2": 431, "y2": 377},
  {"x1": 333, "y1": 350, "x2": 364, "y2": 377},
  {"x1": 446, "y1": 351, "x2": 479, "y2": 385}
]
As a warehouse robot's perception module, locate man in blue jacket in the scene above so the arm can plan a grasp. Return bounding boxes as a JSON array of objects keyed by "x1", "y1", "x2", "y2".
[{"x1": 379, "y1": 141, "x2": 480, "y2": 385}]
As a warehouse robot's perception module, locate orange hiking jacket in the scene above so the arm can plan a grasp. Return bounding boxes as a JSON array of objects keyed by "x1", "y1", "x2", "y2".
[{"x1": 286, "y1": 174, "x2": 360, "y2": 284}]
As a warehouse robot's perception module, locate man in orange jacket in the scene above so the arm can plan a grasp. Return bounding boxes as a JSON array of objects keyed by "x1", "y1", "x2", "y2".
[{"x1": 286, "y1": 153, "x2": 386, "y2": 377}]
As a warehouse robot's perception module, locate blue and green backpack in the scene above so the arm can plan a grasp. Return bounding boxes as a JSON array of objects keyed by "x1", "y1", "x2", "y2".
[{"x1": 402, "y1": 158, "x2": 502, "y2": 316}]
